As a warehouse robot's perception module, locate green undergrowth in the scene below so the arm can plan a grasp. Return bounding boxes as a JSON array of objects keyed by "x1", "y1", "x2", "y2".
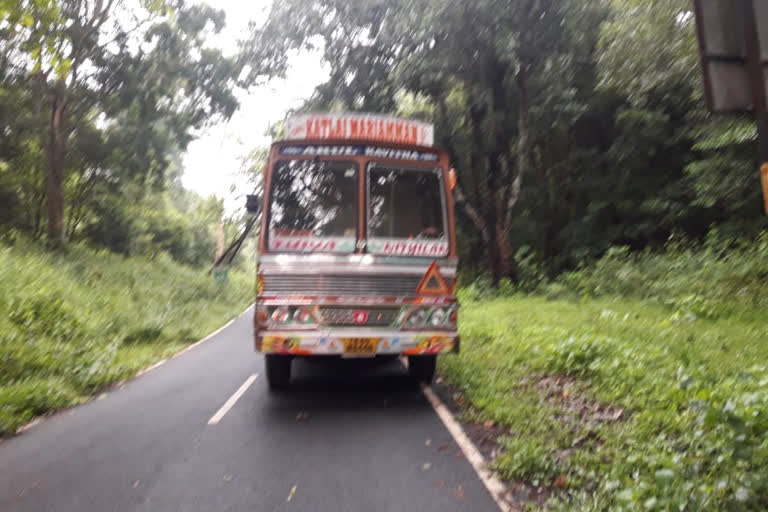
[
  {"x1": 443, "y1": 236, "x2": 768, "y2": 510},
  {"x1": 0, "y1": 240, "x2": 251, "y2": 435}
]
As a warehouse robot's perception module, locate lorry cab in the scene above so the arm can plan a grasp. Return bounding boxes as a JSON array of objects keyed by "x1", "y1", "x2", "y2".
[{"x1": 252, "y1": 113, "x2": 459, "y2": 389}]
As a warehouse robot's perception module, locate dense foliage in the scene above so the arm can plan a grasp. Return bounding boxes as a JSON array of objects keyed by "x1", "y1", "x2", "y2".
[
  {"x1": 0, "y1": 239, "x2": 251, "y2": 435},
  {"x1": 0, "y1": 0, "x2": 243, "y2": 261},
  {"x1": 246, "y1": 0, "x2": 767, "y2": 281},
  {"x1": 444, "y1": 234, "x2": 768, "y2": 510}
]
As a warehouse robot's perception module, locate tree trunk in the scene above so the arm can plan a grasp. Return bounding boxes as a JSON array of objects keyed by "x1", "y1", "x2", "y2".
[
  {"x1": 457, "y1": 187, "x2": 518, "y2": 286},
  {"x1": 485, "y1": 227, "x2": 518, "y2": 287},
  {"x1": 45, "y1": 95, "x2": 66, "y2": 248}
]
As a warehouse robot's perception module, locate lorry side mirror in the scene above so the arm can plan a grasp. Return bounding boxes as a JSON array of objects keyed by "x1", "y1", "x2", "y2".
[{"x1": 246, "y1": 194, "x2": 261, "y2": 214}]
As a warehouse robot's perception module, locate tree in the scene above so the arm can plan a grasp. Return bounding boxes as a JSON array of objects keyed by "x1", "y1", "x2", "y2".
[
  {"x1": 598, "y1": 0, "x2": 766, "y2": 234},
  {"x1": 247, "y1": 0, "x2": 581, "y2": 284},
  {"x1": 1, "y1": 0, "x2": 240, "y2": 247}
]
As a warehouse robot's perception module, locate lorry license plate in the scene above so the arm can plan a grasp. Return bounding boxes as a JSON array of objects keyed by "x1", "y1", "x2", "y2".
[{"x1": 342, "y1": 338, "x2": 378, "y2": 356}]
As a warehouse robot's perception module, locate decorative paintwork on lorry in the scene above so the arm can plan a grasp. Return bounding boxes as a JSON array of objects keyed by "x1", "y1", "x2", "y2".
[{"x1": 258, "y1": 333, "x2": 457, "y2": 356}]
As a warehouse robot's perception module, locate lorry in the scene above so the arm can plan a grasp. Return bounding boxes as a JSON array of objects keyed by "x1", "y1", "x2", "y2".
[{"x1": 248, "y1": 113, "x2": 459, "y2": 389}]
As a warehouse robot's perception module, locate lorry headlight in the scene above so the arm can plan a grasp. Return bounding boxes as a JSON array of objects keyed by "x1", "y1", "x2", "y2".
[
  {"x1": 293, "y1": 307, "x2": 314, "y2": 324},
  {"x1": 407, "y1": 308, "x2": 428, "y2": 327},
  {"x1": 429, "y1": 308, "x2": 447, "y2": 326},
  {"x1": 270, "y1": 306, "x2": 290, "y2": 324}
]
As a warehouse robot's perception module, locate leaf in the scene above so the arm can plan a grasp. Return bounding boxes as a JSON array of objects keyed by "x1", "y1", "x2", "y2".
[
  {"x1": 53, "y1": 57, "x2": 71, "y2": 79},
  {"x1": 286, "y1": 484, "x2": 297, "y2": 502},
  {"x1": 616, "y1": 489, "x2": 634, "y2": 503},
  {"x1": 455, "y1": 484, "x2": 464, "y2": 500}
]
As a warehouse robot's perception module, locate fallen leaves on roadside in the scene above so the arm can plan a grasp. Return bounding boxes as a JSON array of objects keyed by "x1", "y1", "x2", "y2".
[
  {"x1": 438, "y1": 443, "x2": 451, "y2": 452},
  {"x1": 455, "y1": 485, "x2": 464, "y2": 500},
  {"x1": 223, "y1": 475, "x2": 233, "y2": 483},
  {"x1": 422, "y1": 462, "x2": 432, "y2": 471},
  {"x1": 133, "y1": 480, "x2": 140, "y2": 488},
  {"x1": 286, "y1": 485, "x2": 297, "y2": 502},
  {"x1": 537, "y1": 376, "x2": 626, "y2": 424},
  {"x1": 425, "y1": 438, "x2": 432, "y2": 446},
  {"x1": 554, "y1": 476, "x2": 568, "y2": 489},
  {"x1": 296, "y1": 411, "x2": 310, "y2": 421},
  {"x1": 483, "y1": 419, "x2": 495, "y2": 429}
]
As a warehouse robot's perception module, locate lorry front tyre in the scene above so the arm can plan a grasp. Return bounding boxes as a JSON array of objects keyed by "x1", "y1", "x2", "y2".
[
  {"x1": 408, "y1": 355, "x2": 436, "y2": 384},
  {"x1": 265, "y1": 354, "x2": 291, "y2": 390}
]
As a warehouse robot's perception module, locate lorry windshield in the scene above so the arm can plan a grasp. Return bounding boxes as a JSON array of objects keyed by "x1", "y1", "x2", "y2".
[
  {"x1": 367, "y1": 165, "x2": 448, "y2": 257},
  {"x1": 268, "y1": 160, "x2": 358, "y2": 253}
]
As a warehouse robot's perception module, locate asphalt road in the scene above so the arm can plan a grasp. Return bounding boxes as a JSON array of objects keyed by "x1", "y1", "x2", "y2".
[{"x1": 0, "y1": 308, "x2": 499, "y2": 512}]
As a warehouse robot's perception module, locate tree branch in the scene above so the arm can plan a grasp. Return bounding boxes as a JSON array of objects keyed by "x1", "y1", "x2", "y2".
[
  {"x1": 504, "y1": 67, "x2": 529, "y2": 231},
  {"x1": 454, "y1": 185, "x2": 491, "y2": 244}
]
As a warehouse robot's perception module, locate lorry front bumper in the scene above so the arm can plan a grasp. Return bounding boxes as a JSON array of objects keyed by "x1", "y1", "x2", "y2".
[{"x1": 255, "y1": 329, "x2": 459, "y2": 356}]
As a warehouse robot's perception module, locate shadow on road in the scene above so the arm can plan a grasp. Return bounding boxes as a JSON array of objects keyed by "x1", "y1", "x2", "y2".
[{"x1": 262, "y1": 356, "x2": 429, "y2": 413}]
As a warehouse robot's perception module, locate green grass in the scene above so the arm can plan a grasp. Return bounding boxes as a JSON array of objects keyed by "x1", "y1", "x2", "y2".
[
  {"x1": 443, "y1": 237, "x2": 768, "y2": 511},
  {"x1": 0, "y1": 240, "x2": 252, "y2": 435}
]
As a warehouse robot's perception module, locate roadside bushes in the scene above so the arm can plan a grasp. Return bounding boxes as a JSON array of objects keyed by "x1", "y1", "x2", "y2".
[
  {"x1": 446, "y1": 232, "x2": 768, "y2": 509},
  {"x1": 444, "y1": 295, "x2": 768, "y2": 510},
  {"x1": 557, "y1": 231, "x2": 768, "y2": 317},
  {"x1": 461, "y1": 230, "x2": 768, "y2": 318},
  {"x1": 0, "y1": 240, "x2": 251, "y2": 435}
]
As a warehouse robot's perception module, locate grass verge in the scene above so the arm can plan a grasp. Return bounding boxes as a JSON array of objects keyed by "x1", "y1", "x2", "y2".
[
  {"x1": 443, "y1": 239, "x2": 768, "y2": 510},
  {"x1": 0, "y1": 241, "x2": 252, "y2": 436}
]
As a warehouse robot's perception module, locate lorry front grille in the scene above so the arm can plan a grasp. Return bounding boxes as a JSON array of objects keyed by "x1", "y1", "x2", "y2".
[{"x1": 262, "y1": 274, "x2": 422, "y2": 296}]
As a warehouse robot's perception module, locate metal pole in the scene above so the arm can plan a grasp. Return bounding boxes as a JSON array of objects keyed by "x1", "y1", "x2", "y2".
[{"x1": 743, "y1": 0, "x2": 768, "y2": 213}]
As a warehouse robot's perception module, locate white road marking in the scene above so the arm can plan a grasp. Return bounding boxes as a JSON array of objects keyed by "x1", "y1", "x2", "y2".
[
  {"x1": 13, "y1": 305, "x2": 255, "y2": 436},
  {"x1": 17, "y1": 418, "x2": 42, "y2": 434},
  {"x1": 207, "y1": 374, "x2": 258, "y2": 425},
  {"x1": 135, "y1": 304, "x2": 254, "y2": 378},
  {"x1": 421, "y1": 384, "x2": 517, "y2": 512}
]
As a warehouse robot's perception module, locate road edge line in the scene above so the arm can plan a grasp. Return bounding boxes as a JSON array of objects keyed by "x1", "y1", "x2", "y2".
[
  {"x1": 135, "y1": 303, "x2": 254, "y2": 378},
  {"x1": 10, "y1": 304, "x2": 254, "y2": 437},
  {"x1": 421, "y1": 384, "x2": 517, "y2": 512},
  {"x1": 207, "y1": 374, "x2": 258, "y2": 425}
]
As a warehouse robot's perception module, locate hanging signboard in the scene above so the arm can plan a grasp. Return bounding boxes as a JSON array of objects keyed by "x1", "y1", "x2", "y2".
[
  {"x1": 693, "y1": 0, "x2": 768, "y2": 112},
  {"x1": 285, "y1": 113, "x2": 434, "y2": 147}
]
